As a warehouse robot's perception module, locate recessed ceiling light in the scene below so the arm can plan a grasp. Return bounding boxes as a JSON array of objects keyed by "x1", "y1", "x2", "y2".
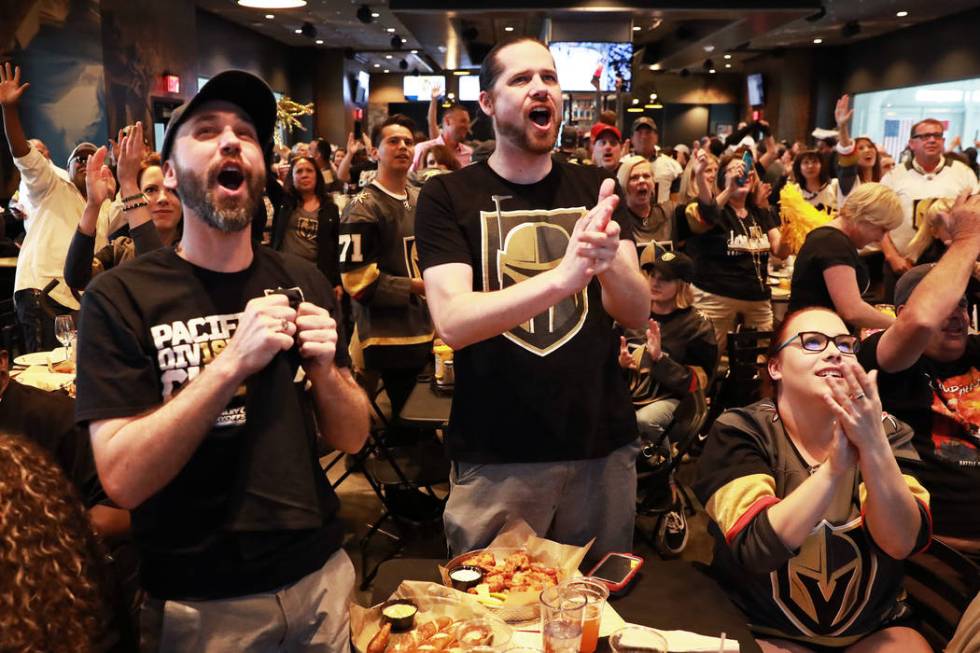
[
  {"x1": 373, "y1": 63, "x2": 380, "y2": 68},
  {"x1": 410, "y1": 49, "x2": 418, "y2": 54},
  {"x1": 703, "y1": 45, "x2": 715, "y2": 52},
  {"x1": 386, "y1": 27, "x2": 395, "y2": 33},
  {"x1": 265, "y1": 14, "x2": 275, "y2": 19},
  {"x1": 315, "y1": 39, "x2": 323, "y2": 44},
  {"x1": 385, "y1": 54, "x2": 392, "y2": 59},
  {"x1": 896, "y1": 10, "x2": 909, "y2": 17},
  {"x1": 371, "y1": 12, "x2": 380, "y2": 18},
  {"x1": 709, "y1": 68, "x2": 716, "y2": 73},
  {"x1": 649, "y1": 63, "x2": 660, "y2": 70},
  {"x1": 723, "y1": 53, "x2": 732, "y2": 60},
  {"x1": 632, "y1": 98, "x2": 640, "y2": 105},
  {"x1": 725, "y1": 63, "x2": 731, "y2": 68},
  {"x1": 505, "y1": 26, "x2": 515, "y2": 32},
  {"x1": 294, "y1": 28, "x2": 302, "y2": 34},
  {"x1": 813, "y1": 38, "x2": 823, "y2": 44},
  {"x1": 632, "y1": 25, "x2": 641, "y2": 31},
  {"x1": 384, "y1": 69, "x2": 390, "y2": 73},
  {"x1": 237, "y1": 0, "x2": 306, "y2": 8}
]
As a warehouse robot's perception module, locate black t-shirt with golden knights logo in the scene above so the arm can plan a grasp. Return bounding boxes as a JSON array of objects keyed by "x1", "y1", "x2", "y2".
[{"x1": 416, "y1": 159, "x2": 638, "y2": 464}]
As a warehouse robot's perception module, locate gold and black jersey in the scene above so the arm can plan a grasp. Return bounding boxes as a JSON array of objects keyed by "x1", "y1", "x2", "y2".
[
  {"x1": 339, "y1": 181, "x2": 433, "y2": 370},
  {"x1": 694, "y1": 400, "x2": 932, "y2": 647}
]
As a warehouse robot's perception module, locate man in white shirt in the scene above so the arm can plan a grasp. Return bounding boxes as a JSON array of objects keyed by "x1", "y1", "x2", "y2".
[
  {"x1": 881, "y1": 118, "x2": 978, "y2": 300},
  {"x1": 631, "y1": 117, "x2": 682, "y2": 205},
  {"x1": 0, "y1": 63, "x2": 111, "y2": 351},
  {"x1": 412, "y1": 104, "x2": 473, "y2": 171}
]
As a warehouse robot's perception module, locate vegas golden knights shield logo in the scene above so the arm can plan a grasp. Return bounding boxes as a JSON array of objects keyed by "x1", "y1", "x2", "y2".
[
  {"x1": 771, "y1": 517, "x2": 876, "y2": 637},
  {"x1": 481, "y1": 202, "x2": 588, "y2": 356},
  {"x1": 403, "y1": 235, "x2": 422, "y2": 281}
]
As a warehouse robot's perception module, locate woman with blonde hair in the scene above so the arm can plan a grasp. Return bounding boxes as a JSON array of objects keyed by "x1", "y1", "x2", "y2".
[
  {"x1": 789, "y1": 183, "x2": 902, "y2": 330},
  {"x1": 0, "y1": 433, "x2": 113, "y2": 653}
]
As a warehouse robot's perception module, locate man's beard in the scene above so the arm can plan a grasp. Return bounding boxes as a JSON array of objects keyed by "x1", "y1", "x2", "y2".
[
  {"x1": 495, "y1": 114, "x2": 558, "y2": 155},
  {"x1": 174, "y1": 159, "x2": 265, "y2": 233}
]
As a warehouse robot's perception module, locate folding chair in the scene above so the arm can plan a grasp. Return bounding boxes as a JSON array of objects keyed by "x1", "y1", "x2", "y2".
[
  {"x1": 904, "y1": 538, "x2": 980, "y2": 650},
  {"x1": 705, "y1": 327, "x2": 774, "y2": 428},
  {"x1": 348, "y1": 375, "x2": 450, "y2": 590}
]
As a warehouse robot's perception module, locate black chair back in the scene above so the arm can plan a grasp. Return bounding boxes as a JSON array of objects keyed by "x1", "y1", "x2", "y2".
[{"x1": 905, "y1": 538, "x2": 980, "y2": 650}]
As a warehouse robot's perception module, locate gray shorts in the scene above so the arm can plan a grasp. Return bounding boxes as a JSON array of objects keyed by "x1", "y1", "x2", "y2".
[
  {"x1": 443, "y1": 438, "x2": 641, "y2": 564},
  {"x1": 140, "y1": 548, "x2": 355, "y2": 653}
]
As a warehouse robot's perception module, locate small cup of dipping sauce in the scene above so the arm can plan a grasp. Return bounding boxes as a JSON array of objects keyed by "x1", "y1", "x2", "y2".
[
  {"x1": 448, "y1": 565, "x2": 484, "y2": 592},
  {"x1": 381, "y1": 599, "x2": 418, "y2": 632}
]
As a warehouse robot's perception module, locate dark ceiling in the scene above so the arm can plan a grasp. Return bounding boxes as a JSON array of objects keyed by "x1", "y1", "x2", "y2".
[{"x1": 196, "y1": 0, "x2": 980, "y2": 76}]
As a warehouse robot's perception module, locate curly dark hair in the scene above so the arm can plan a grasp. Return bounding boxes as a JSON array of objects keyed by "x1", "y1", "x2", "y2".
[{"x1": 0, "y1": 433, "x2": 109, "y2": 653}]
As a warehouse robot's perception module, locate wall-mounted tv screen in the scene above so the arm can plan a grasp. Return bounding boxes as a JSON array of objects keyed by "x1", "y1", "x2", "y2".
[
  {"x1": 747, "y1": 73, "x2": 764, "y2": 107},
  {"x1": 403, "y1": 75, "x2": 446, "y2": 101},
  {"x1": 458, "y1": 74, "x2": 481, "y2": 102},
  {"x1": 549, "y1": 41, "x2": 633, "y2": 93},
  {"x1": 356, "y1": 70, "x2": 370, "y2": 105}
]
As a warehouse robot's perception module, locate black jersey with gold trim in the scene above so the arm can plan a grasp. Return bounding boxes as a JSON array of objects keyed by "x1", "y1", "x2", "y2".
[
  {"x1": 694, "y1": 400, "x2": 932, "y2": 647},
  {"x1": 340, "y1": 181, "x2": 433, "y2": 369}
]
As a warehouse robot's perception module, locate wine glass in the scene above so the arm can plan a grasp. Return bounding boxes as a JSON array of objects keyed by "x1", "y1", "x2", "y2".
[{"x1": 54, "y1": 315, "x2": 76, "y2": 362}]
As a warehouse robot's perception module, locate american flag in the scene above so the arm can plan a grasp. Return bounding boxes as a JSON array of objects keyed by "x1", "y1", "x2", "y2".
[{"x1": 882, "y1": 118, "x2": 913, "y2": 159}]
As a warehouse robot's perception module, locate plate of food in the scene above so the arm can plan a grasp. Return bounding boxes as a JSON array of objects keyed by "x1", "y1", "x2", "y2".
[
  {"x1": 13, "y1": 347, "x2": 67, "y2": 367},
  {"x1": 351, "y1": 583, "x2": 513, "y2": 653}
]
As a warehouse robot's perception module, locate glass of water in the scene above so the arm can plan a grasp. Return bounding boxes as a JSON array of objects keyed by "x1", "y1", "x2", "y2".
[{"x1": 539, "y1": 585, "x2": 586, "y2": 653}]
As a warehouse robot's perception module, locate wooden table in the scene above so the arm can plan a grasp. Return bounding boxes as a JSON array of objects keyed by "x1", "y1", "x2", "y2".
[{"x1": 370, "y1": 557, "x2": 761, "y2": 653}]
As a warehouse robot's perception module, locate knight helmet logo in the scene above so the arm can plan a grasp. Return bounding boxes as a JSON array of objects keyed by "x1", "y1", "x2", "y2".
[
  {"x1": 771, "y1": 518, "x2": 876, "y2": 637},
  {"x1": 481, "y1": 202, "x2": 589, "y2": 356}
]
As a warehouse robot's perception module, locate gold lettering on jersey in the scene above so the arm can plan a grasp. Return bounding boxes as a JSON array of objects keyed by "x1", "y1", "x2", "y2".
[
  {"x1": 403, "y1": 235, "x2": 422, "y2": 281},
  {"x1": 151, "y1": 312, "x2": 246, "y2": 428},
  {"x1": 481, "y1": 205, "x2": 589, "y2": 356},
  {"x1": 771, "y1": 517, "x2": 876, "y2": 637}
]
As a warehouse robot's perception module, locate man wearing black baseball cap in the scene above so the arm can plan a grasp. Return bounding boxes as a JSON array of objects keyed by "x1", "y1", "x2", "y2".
[
  {"x1": 858, "y1": 192, "x2": 980, "y2": 555},
  {"x1": 75, "y1": 70, "x2": 370, "y2": 651}
]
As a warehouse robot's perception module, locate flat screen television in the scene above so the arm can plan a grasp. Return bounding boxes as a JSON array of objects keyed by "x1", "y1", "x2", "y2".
[
  {"x1": 403, "y1": 75, "x2": 446, "y2": 101},
  {"x1": 747, "y1": 73, "x2": 764, "y2": 107},
  {"x1": 549, "y1": 41, "x2": 633, "y2": 93},
  {"x1": 458, "y1": 74, "x2": 481, "y2": 102},
  {"x1": 356, "y1": 70, "x2": 370, "y2": 105}
]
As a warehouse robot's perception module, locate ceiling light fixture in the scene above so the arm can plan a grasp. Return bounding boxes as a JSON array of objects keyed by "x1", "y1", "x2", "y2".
[
  {"x1": 385, "y1": 55, "x2": 392, "y2": 59},
  {"x1": 383, "y1": 69, "x2": 390, "y2": 73},
  {"x1": 632, "y1": 25, "x2": 641, "y2": 31},
  {"x1": 703, "y1": 45, "x2": 715, "y2": 52},
  {"x1": 632, "y1": 98, "x2": 640, "y2": 105},
  {"x1": 896, "y1": 10, "x2": 909, "y2": 17},
  {"x1": 725, "y1": 63, "x2": 731, "y2": 68},
  {"x1": 410, "y1": 49, "x2": 418, "y2": 54},
  {"x1": 371, "y1": 12, "x2": 380, "y2": 18},
  {"x1": 709, "y1": 68, "x2": 716, "y2": 74},
  {"x1": 723, "y1": 53, "x2": 732, "y2": 60},
  {"x1": 453, "y1": 70, "x2": 470, "y2": 76},
  {"x1": 813, "y1": 37, "x2": 823, "y2": 44},
  {"x1": 649, "y1": 64, "x2": 661, "y2": 71},
  {"x1": 238, "y1": 0, "x2": 306, "y2": 8},
  {"x1": 373, "y1": 63, "x2": 380, "y2": 68},
  {"x1": 315, "y1": 39, "x2": 323, "y2": 44},
  {"x1": 505, "y1": 26, "x2": 515, "y2": 32},
  {"x1": 386, "y1": 27, "x2": 395, "y2": 33},
  {"x1": 265, "y1": 14, "x2": 274, "y2": 19},
  {"x1": 294, "y1": 28, "x2": 302, "y2": 34},
  {"x1": 447, "y1": 92, "x2": 455, "y2": 100},
  {"x1": 627, "y1": 107, "x2": 643, "y2": 113}
]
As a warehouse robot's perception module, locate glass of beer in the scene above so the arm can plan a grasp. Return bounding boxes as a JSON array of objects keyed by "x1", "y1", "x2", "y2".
[{"x1": 558, "y1": 577, "x2": 609, "y2": 653}]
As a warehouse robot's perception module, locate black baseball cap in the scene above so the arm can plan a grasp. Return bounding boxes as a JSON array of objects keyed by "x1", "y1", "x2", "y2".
[
  {"x1": 893, "y1": 264, "x2": 939, "y2": 308},
  {"x1": 160, "y1": 70, "x2": 277, "y2": 162},
  {"x1": 641, "y1": 247, "x2": 695, "y2": 282}
]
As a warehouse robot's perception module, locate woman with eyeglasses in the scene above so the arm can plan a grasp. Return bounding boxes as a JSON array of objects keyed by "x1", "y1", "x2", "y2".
[{"x1": 695, "y1": 307, "x2": 932, "y2": 652}]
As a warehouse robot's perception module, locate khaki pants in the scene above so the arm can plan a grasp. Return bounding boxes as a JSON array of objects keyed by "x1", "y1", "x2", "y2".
[{"x1": 140, "y1": 549, "x2": 355, "y2": 653}]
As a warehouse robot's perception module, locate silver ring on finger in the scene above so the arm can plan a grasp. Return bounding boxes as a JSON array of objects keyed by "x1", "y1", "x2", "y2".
[{"x1": 851, "y1": 392, "x2": 866, "y2": 401}]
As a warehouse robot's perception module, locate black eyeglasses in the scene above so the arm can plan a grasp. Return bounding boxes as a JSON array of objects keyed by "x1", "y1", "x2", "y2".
[
  {"x1": 911, "y1": 132, "x2": 944, "y2": 141},
  {"x1": 774, "y1": 331, "x2": 860, "y2": 356}
]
